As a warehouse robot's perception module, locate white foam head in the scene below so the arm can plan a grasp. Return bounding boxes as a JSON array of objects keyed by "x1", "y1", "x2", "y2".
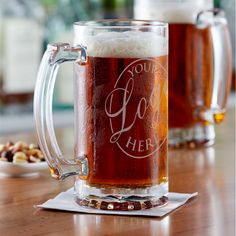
[
  {"x1": 74, "y1": 31, "x2": 167, "y2": 58},
  {"x1": 134, "y1": 0, "x2": 213, "y2": 23}
]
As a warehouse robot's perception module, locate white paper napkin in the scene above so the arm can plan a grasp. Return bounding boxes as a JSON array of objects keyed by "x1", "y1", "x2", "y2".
[{"x1": 37, "y1": 188, "x2": 198, "y2": 217}]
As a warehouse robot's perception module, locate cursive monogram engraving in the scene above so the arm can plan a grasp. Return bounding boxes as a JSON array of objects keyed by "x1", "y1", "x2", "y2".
[{"x1": 104, "y1": 58, "x2": 167, "y2": 159}]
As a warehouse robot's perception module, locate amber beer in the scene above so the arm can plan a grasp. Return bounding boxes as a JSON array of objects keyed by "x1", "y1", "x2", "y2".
[
  {"x1": 169, "y1": 23, "x2": 231, "y2": 128},
  {"x1": 75, "y1": 54, "x2": 168, "y2": 188}
]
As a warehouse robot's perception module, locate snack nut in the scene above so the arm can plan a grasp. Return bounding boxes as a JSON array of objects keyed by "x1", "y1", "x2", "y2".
[
  {"x1": 13, "y1": 152, "x2": 28, "y2": 164},
  {"x1": 0, "y1": 141, "x2": 45, "y2": 164}
]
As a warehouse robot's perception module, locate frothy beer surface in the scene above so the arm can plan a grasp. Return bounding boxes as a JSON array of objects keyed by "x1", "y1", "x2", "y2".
[
  {"x1": 134, "y1": 0, "x2": 213, "y2": 23},
  {"x1": 74, "y1": 31, "x2": 167, "y2": 58}
]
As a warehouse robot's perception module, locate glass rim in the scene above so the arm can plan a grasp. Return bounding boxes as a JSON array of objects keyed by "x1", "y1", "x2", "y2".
[{"x1": 74, "y1": 19, "x2": 168, "y2": 29}]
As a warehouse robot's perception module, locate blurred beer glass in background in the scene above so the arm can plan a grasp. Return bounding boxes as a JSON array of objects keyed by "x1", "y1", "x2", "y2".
[{"x1": 134, "y1": 0, "x2": 232, "y2": 148}]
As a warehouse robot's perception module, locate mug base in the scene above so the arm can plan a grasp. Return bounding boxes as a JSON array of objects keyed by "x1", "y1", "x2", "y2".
[
  {"x1": 75, "y1": 181, "x2": 168, "y2": 211},
  {"x1": 169, "y1": 124, "x2": 215, "y2": 148}
]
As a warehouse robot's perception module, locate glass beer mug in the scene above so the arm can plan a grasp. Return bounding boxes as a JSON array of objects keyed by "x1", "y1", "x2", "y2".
[
  {"x1": 34, "y1": 20, "x2": 168, "y2": 210},
  {"x1": 135, "y1": 0, "x2": 232, "y2": 148}
]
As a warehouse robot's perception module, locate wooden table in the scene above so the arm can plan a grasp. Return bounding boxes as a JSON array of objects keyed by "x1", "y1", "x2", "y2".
[{"x1": 0, "y1": 108, "x2": 235, "y2": 236}]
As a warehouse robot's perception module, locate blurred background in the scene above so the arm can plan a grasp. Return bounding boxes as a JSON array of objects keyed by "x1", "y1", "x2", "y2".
[{"x1": 0, "y1": 0, "x2": 235, "y2": 134}]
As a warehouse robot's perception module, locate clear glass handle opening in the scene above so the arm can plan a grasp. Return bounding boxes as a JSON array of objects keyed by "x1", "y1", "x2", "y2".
[{"x1": 34, "y1": 43, "x2": 87, "y2": 180}]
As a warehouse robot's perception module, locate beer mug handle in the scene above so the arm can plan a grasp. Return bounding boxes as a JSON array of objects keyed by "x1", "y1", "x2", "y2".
[
  {"x1": 195, "y1": 9, "x2": 232, "y2": 123},
  {"x1": 34, "y1": 43, "x2": 87, "y2": 180}
]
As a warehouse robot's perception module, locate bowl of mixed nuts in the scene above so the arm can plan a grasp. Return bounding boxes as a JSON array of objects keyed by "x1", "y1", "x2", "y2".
[{"x1": 0, "y1": 141, "x2": 48, "y2": 177}]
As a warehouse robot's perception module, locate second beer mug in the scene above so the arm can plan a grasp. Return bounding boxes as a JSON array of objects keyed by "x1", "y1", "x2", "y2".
[
  {"x1": 135, "y1": 0, "x2": 232, "y2": 148},
  {"x1": 34, "y1": 20, "x2": 168, "y2": 210}
]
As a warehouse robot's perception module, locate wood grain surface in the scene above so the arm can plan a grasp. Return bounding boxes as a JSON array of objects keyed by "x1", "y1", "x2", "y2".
[{"x1": 0, "y1": 108, "x2": 234, "y2": 236}]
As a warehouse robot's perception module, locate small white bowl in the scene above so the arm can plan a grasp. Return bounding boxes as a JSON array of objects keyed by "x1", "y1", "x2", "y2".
[{"x1": 0, "y1": 161, "x2": 49, "y2": 177}]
